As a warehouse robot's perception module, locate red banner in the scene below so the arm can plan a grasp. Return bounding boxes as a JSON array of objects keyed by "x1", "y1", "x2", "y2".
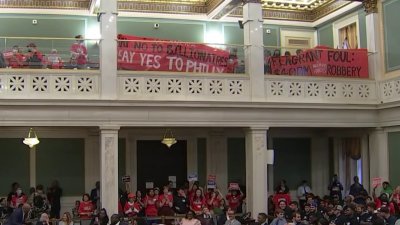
[
  {"x1": 267, "y1": 46, "x2": 369, "y2": 78},
  {"x1": 117, "y1": 34, "x2": 233, "y2": 73}
]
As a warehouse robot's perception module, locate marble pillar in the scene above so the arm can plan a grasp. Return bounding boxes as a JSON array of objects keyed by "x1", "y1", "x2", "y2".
[
  {"x1": 245, "y1": 127, "x2": 268, "y2": 215},
  {"x1": 100, "y1": 0, "x2": 118, "y2": 99},
  {"x1": 100, "y1": 126, "x2": 119, "y2": 215},
  {"x1": 243, "y1": 0, "x2": 265, "y2": 101}
]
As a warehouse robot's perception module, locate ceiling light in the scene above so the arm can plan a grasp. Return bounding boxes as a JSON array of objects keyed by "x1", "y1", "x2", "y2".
[
  {"x1": 161, "y1": 129, "x2": 177, "y2": 148},
  {"x1": 23, "y1": 128, "x2": 40, "y2": 149}
]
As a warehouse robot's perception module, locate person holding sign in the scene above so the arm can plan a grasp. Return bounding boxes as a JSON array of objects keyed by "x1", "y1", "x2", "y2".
[
  {"x1": 225, "y1": 187, "x2": 243, "y2": 213},
  {"x1": 124, "y1": 193, "x2": 140, "y2": 217},
  {"x1": 190, "y1": 189, "x2": 206, "y2": 215}
]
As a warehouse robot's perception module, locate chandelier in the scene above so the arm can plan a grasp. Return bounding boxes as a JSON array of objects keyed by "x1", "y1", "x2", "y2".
[
  {"x1": 23, "y1": 128, "x2": 40, "y2": 148},
  {"x1": 161, "y1": 129, "x2": 177, "y2": 148}
]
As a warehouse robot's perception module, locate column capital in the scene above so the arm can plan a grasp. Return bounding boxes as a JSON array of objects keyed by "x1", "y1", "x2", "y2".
[
  {"x1": 363, "y1": 0, "x2": 378, "y2": 14},
  {"x1": 244, "y1": 127, "x2": 269, "y2": 133},
  {"x1": 99, "y1": 125, "x2": 120, "y2": 131}
]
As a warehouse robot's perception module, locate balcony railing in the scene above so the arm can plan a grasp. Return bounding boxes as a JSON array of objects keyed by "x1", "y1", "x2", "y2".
[{"x1": 0, "y1": 69, "x2": 99, "y2": 99}]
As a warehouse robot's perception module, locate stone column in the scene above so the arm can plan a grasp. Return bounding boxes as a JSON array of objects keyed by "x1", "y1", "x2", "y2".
[
  {"x1": 363, "y1": 0, "x2": 382, "y2": 80},
  {"x1": 187, "y1": 137, "x2": 198, "y2": 178},
  {"x1": 30, "y1": 147, "x2": 36, "y2": 188},
  {"x1": 243, "y1": 0, "x2": 265, "y2": 101},
  {"x1": 361, "y1": 134, "x2": 370, "y2": 191},
  {"x1": 311, "y1": 136, "x2": 330, "y2": 197},
  {"x1": 100, "y1": 126, "x2": 120, "y2": 215},
  {"x1": 100, "y1": 0, "x2": 118, "y2": 99},
  {"x1": 245, "y1": 127, "x2": 268, "y2": 215},
  {"x1": 85, "y1": 130, "x2": 100, "y2": 192},
  {"x1": 207, "y1": 130, "x2": 228, "y2": 190},
  {"x1": 369, "y1": 128, "x2": 389, "y2": 181}
]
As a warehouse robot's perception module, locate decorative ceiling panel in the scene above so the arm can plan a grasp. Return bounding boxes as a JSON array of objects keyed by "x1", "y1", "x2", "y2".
[
  {"x1": 118, "y1": 0, "x2": 207, "y2": 14},
  {"x1": 262, "y1": 0, "x2": 331, "y2": 11},
  {"x1": 230, "y1": 0, "x2": 351, "y2": 21},
  {"x1": 0, "y1": 0, "x2": 354, "y2": 22},
  {"x1": 0, "y1": 0, "x2": 90, "y2": 10}
]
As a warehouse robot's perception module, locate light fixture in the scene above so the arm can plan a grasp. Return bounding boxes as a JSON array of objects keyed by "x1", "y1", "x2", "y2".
[
  {"x1": 161, "y1": 129, "x2": 177, "y2": 148},
  {"x1": 23, "y1": 128, "x2": 40, "y2": 148}
]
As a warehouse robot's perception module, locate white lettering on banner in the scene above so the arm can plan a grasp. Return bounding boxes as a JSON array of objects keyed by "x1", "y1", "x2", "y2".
[
  {"x1": 167, "y1": 56, "x2": 177, "y2": 70},
  {"x1": 119, "y1": 50, "x2": 136, "y2": 63}
]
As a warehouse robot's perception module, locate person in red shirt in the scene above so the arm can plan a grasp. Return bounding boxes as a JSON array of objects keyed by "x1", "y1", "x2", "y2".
[
  {"x1": 190, "y1": 188, "x2": 206, "y2": 215},
  {"x1": 6, "y1": 45, "x2": 25, "y2": 68},
  {"x1": 144, "y1": 189, "x2": 158, "y2": 217},
  {"x1": 10, "y1": 187, "x2": 27, "y2": 209},
  {"x1": 25, "y1": 43, "x2": 44, "y2": 69},
  {"x1": 78, "y1": 194, "x2": 94, "y2": 220},
  {"x1": 225, "y1": 188, "x2": 243, "y2": 213},
  {"x1": 158, "y1": 186, "x2": 174, "y2": 225},
  {"x1": 70, "y1": 35, "x2": 88, "y2": 69},
  {"x1": 188, "y1": 182, "x2": 200, "y2": 200},
  {"x1": 124, "y1": 193, "x2": 141, "y2": 217},
  {"x1": 206, "y1": 189, "x2": 222, "y2": 211}
]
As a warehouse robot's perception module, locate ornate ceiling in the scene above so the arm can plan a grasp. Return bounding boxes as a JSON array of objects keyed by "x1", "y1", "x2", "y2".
[{"x1": 0, "y1": 0, "x2": 352, "y2": 22}]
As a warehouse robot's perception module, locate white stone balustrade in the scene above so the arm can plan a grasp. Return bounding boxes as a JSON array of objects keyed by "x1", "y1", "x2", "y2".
[
  {"x1": 1, "y1": 69, "x2": 400, "y2": 106},
  {"x1": 0, "y1": 69, "x2": 99, "y2": 99},
  {"x1": 118, "y1": 71, "x2": 250, "y2": 101},
  {"x1": 265, "y1": 75, "x2": 378, "y2": 104}
]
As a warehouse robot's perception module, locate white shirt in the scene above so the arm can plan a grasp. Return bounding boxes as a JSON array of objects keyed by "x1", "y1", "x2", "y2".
[{"x1": 297, "y1": 185, "x2": 312, "y2": 200}]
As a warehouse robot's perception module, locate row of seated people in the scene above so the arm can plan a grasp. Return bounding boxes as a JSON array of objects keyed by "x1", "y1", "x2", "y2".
[{"x1": 0, "y1": 36, "x2": 91, "y2": 69}]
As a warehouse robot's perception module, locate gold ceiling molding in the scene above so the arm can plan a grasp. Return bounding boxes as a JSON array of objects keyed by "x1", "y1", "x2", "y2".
[
  {"x1": 362, "y1": 0, "x2": 377, "y2": 14},
  {"x1": 118, "y1": 1, "x2": 207, "y2": 14},
  {"x1": 310, "y1": 0, "x2": 350, "y2": 20},
  {"x1": 261, "y1": 0, "x2": 332, "y2": 11},
  {"x1": 206, "y1": 0, "x2": 224, "y2": 12},
  {"x1": 230, "y1": 0, "x2": 350, "y2": 21},
  {"x1": 0, "y1": 0, "x2": 89, "y2": 9}
]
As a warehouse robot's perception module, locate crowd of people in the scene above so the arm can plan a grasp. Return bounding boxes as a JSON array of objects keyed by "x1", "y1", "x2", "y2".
[
  {"x1": 0, "y1": 35, "x2": 90, "y2": 69},
  {"x1": 268, "y1": 175, "x2": 400, "y2": 225},
  {"x1": 1, "y1": 176, "x2": 400, "y2": 225}
]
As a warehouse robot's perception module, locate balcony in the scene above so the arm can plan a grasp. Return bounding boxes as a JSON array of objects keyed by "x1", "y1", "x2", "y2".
[{"x1": 0, "y1": 36, "x2": 398, "y2": 106}]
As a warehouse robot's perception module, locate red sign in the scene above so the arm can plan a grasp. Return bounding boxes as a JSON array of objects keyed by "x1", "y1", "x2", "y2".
[
  {"x1": 207, "y1": 175, "x2": 217, "y2": 189},
  {"x1": 372, "y1": 177, "x2": 382, "y2": 187},
  {"x1": 267, "y1": 46, "x2": 369, "y2": 78},
  {"x1": 117, "y1": 34, "x2": 232, "y2": 73}
]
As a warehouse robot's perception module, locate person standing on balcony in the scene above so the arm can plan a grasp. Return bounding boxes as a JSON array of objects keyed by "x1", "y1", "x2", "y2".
[{"x1": 70, "y1": 35, "x2": 87, "y2": 69}]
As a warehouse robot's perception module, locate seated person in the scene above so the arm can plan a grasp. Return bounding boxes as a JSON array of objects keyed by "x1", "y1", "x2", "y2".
[
  {"x1": 47, "y1": 49, "x2": 63, "y2": 69},
  {"x1": 25, "y1": 43, "x2": 44, "y2": 68}
]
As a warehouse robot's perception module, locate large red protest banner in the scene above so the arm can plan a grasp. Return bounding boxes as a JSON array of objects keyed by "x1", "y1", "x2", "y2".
[
  {"x1": 267, "y1": 46, "x2": 369, "y2": 78},
  {"x1": 117, "y1": 34, "x2": 233, "y2": 73}
]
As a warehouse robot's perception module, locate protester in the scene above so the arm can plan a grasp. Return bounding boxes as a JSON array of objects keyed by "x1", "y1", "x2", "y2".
[{"x1": 70, "y1": 35, "x2": 88, "y2": 69}]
